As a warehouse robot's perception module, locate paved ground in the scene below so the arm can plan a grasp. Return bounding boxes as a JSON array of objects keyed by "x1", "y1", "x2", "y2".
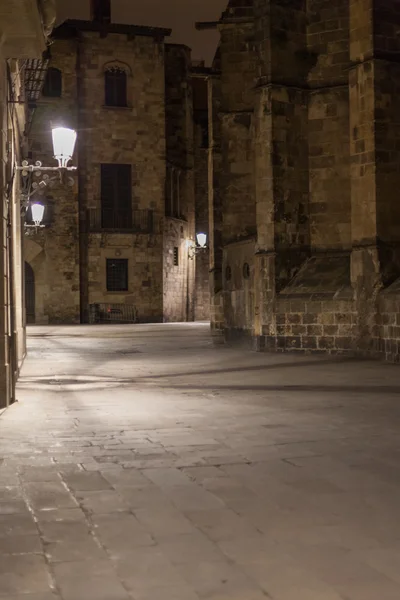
[{"x1": 1, "y1": 323, "x2": 400, "y2": 600}]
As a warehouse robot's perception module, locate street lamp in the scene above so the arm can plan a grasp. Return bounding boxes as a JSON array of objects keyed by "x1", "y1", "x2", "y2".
[
  {"x1": 52, "y1": 127, "x2": 77, "y2": 168},
  {"x1": 31, "y1": 203, "x2": 45, "y2": 227},
  {"x1": 17, "y1": 127, "x2": 77, "y2": 229},
  {"x1": 188, "y1": 233, "x2": 208, "y2": 260},
  {"x1": 196, "y1": 233, "x2": 207, "y2": 249}
]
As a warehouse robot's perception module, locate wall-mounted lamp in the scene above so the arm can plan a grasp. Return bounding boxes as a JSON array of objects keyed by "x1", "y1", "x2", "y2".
[
  {"x1": 17, "y1": 127, "x2": 77, "y2": 230},
  {"x1": 31, "y1": 203, "x2": 45, "y2": 227},
  {"x1": 188, "y1": 233, "x2": 208, "y2": 260},
  {"x1": 52, "y1": 127, "x2": 77, "y2": 168}
]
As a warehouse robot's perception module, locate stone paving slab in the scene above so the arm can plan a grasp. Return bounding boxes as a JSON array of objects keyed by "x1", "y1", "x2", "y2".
[{"x1": 0, "y1": 323, "x2": 400, "y2": 599}]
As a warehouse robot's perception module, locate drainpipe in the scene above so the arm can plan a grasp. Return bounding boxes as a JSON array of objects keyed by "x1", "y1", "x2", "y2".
[{"x1": 170, "y1": 166, "x2": 175, "y2": 216}]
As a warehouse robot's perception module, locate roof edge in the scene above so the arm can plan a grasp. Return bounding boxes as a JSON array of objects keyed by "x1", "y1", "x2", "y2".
[{"x1": 53, "y1": 19, "x2": 172, "y2": 39}]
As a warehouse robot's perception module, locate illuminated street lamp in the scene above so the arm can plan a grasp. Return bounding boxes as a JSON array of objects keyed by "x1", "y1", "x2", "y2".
[
  {"x1": 17, "y1": 127, "x2": 78, "y2": 231},
  {"x1": 31, "y1": 203, "x2": 45, "y2": 227},
  {"x1": 188, "y1": 232, "x2": 208, "y2": 259},
  {"x1": 52, "y1": 127, "x2": 77, "y2": 168},
  {"x1": 196, "y1": 233, "x2": 207, "y2": 248}
]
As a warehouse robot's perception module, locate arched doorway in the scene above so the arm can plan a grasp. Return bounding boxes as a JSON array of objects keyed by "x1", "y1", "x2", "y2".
[{"x1": 25, "y1": 262, "x2": 35, "y2": 324}]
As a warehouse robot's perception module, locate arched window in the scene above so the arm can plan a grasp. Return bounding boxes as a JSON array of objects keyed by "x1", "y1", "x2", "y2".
[
  {"x1": 105, "y1": 67, "x2": 127, "y2": 107},
  {"x1": 42, "y1": 67, "x2": 62, "y2": 97}
]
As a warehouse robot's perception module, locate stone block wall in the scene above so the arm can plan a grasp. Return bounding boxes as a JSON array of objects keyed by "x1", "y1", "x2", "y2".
[
  {"x1": 78, "y1": 30, "x2": 166, "y2": 321},
  {"x1": 88, "y1": 231, "x2": 163, "y2": 322},
  {"x1": 223, "y1": 239, "x2": 255, "y2": 340},
  {"x1": 27, "y1": 20, "x2": 205, "y2": 325},
  {"x1": 378, "y1": 279, "x2": 400, "y2": 364},
  {"x1": 308, "y1": 88, "x2": 350, "y2": 250},
  {"x1": 219, "y1": 9, "x2": 257, "y2": 245},
  {"x1": 28, "y1": 37, "x2": 81, "y2": 324},
  {"x1": 193, "y1": 77, "x2": 210, "y2": 321},
  {"x1": 271, "y1": 297, "x2": 356, "y2": 353},
  {"x1": 208, "y1": 69, "x2": 224, "y2": 336},
  {"x1": 208, "y1": 0, "x2": 400, "y2": 362},
  {"x1": 163, "y1": 218, "x2": 191, "y2": 322}
]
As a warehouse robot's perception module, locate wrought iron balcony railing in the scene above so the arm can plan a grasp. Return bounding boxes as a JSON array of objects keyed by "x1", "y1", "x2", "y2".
[
  {"x1": 89, "y1": 303, "x2": 138, "y2": 325},
  {"x1": 87, "y1": 209, "x2": 154, "y2": 233}
]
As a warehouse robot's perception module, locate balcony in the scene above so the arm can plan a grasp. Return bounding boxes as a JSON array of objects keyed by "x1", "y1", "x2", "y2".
[{"x1": 87, "y1": 208, "x2": 154, "y2": 234}]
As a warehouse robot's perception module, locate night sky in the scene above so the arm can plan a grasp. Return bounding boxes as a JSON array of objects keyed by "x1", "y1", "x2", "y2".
[{"x1": 56, "y1": 0, "x2": 226, "y2": 64}]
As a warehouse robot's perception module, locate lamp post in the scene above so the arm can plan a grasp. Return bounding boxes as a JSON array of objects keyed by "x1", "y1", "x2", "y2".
[
  {"x1": 17, "y1": 127, "x2": 77, "y2": 229},
  {"x1": 188, "y1": 232, "x2": 208, "y2": 260}
]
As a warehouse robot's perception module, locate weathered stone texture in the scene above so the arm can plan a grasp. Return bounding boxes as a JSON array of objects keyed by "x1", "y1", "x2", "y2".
[
  {"x1": 28, "y1": 38, "x2": 81, "y2": 324},
  {"x1": 163, "y1": 218, "x2": 192, "y2": 322},
  {"x1": 223, "y1": 239, "x2": 255, "y2": 338},
  {"x1": 193, "y1": 78, "x2": 210, "y2": 321},
  {"x1": 27, "y1": 19, "x2": 207, "y2": 325},
  {"x1": 208, "y1": 0, "x2": 400, "y2": 361},
  {"x1": 309, "y1": 89, "x2": 350, "y2": 250}
]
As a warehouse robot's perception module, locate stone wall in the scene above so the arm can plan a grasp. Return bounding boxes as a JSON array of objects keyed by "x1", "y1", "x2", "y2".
[
  {"x1": 193, "y1": 76, "x2": 210, "y2": 321},
  {"x1": 28, "y1": 37, "x2": 81, "y2": 324},
  {"x1": 164, "y1": 44, "x2": 196, "y2": 321},
  {"x1": 78, "y1": 30, "x2": 166, "y2": 321},
  {"x1": 223, "y1": 238, "x2": 255, "y2": 341},
  {"x1": 163, "y1": 218, "x2": 190, "y2": 322},
  {"x1": 88, "y1": 230, "x2": 163, "y2": 322},
  {"x1": 379, "y1": 279, "x2": 400, "y2": 364},
  {"x1": 0, "y1": 59, "x2": 26, "y2": 406},
  {"x1": 27, "y1": 20, "x2": 204, "y2": 325},
  {"x1": 208, "y1": 0, "x2": 400, "y2": 362},
  {"x1": 207, "y1": 62, "x2": 224, "y2": 337}
]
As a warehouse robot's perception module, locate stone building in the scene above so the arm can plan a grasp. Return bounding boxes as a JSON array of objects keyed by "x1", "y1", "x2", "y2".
[
  {"x1": 0, "y1": 0, "x2": 54, "y2": 408},
  {"x1": 198, "y1": 0, "x2": 400, "y2": 362},
  {"x1": 26, "y1": 0, "x2": 209, "y2": 325}
]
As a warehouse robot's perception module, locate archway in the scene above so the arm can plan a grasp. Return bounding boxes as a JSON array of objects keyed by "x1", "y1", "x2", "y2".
[{"x1": 25, "y1": 262, "x2": 35, "y2": 324}]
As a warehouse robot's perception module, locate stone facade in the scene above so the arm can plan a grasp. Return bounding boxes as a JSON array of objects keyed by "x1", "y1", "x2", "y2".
[
  {"x1": 0, "y1": 0, "x2": 50, "y2": 408},
  {"x1": 193, "y1": 76, "x2": 210, "y2": 321},
  {"x1": 203, "y1": 0, "x2": 400, "y2": 362},
  {"x1": 27, "y1": 3, "x2": 208, "y2": 325}
]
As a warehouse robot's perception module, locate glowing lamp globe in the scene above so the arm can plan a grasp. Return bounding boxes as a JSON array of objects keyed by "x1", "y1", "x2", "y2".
[
  {"x1": 196, "y1": 233, "x2": 207, "y2": 248},
  {"x1": 52, "y1": 127, "x2": 77, "y2": 168},
  {"x1": 31, "y1": 203, "x2": 45, "y2": 226}
]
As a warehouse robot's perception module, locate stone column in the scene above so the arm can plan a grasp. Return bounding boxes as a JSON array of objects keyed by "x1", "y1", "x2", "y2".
[
  {"x1": 253, "y1": 0, "x2": 309, "y2": 348},
  {"x1": 349, "y1": 0, "x2": 400, "y2": 352},
  {"x1": 207, "y1": 73, "x2": 224, "y2": 338}
]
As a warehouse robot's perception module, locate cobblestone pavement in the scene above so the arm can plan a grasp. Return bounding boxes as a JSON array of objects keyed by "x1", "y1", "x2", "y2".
[{"x1": 1, "y1": 323, "x2": 400, "y2": 599}]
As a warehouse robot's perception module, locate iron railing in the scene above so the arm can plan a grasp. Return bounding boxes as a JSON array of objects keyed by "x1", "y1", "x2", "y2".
[
  {"x1": 87, "y1": 209, "x2": 154, "y2": 233},
  {"x1": 89, "y1": 303, "x2": 138, "y2": 324}
]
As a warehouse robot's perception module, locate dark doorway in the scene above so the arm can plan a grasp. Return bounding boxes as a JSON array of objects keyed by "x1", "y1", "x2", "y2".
[{"x1": 25, "y1": 262, "x2": 35, "y2": 324}]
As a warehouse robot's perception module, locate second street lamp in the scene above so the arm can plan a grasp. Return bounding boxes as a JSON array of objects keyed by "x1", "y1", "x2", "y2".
[{"x1": 17, "y1": 127, "x2": 78, "y2": 229}]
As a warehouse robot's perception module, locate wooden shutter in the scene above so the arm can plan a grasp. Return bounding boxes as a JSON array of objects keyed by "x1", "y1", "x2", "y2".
[
  {"x1": 104, "y1": 69, "x2": 127, "y2": 107},
  {"x1": 101, "y1": 164, "x2": 116, "y2": 210},
  {"x1": 101, "y1": 164, "x2": 132, "y2": 228},
  {"x1": 116, "y1": 164, "x2": 132, "y2": 228}
]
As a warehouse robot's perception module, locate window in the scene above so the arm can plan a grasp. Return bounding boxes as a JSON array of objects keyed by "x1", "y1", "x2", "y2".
[
  {"x1": 42, "y1": 68, "x2": 62, "y2": 97},
  {"x1": 194, "y1": 112, "x2": 209, "y2": 148},
  {"x1": 106, "y1": 259, "x2": 128, "y2": 291},
  {"x1": 173, "y1": 247, "x2": 179, "y2": 266},
  {"x1": 101, "y1": 164, "x2": 132, "y2": 228},
  {"x1": 165, "y1": 167, "x2": 181, "y2": 218},
  {"x1": 105, "y1": 68, "x2": 127, "y2": 107}
]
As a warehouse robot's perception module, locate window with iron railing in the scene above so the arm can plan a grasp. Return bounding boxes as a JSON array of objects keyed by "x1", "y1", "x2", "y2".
[
  {"x1": 88, "y1": 208, "x2": 154, "y2": 233},
  {"x1": 101, "y1": 163, "x2": 132, "y2": 228}
]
